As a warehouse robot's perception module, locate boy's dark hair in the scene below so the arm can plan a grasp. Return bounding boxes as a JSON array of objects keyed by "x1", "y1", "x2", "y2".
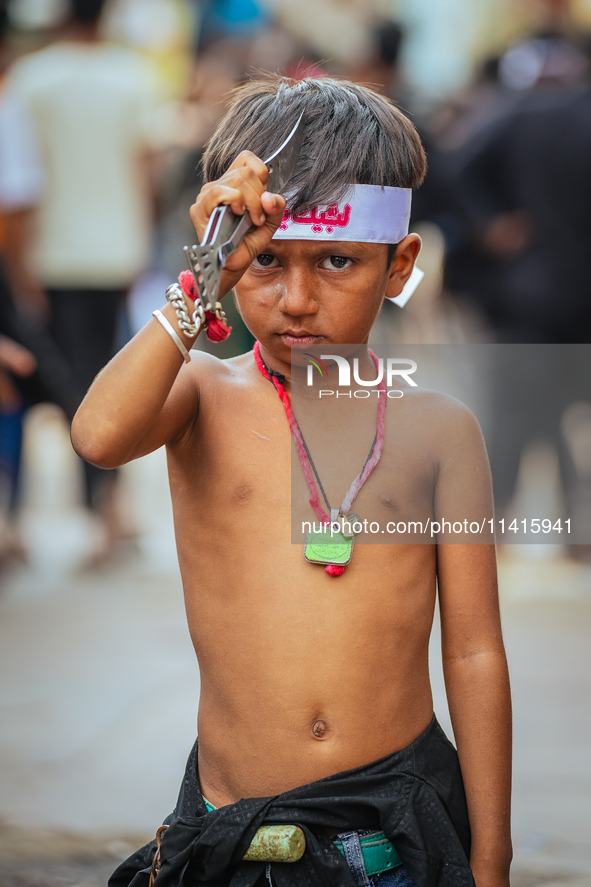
[
  {"x1": 203, "y1": 77, "x2": 427, "y2": 214},
  {"x1": 70, "y1": 0, "x2": 106, "y2": 25}
]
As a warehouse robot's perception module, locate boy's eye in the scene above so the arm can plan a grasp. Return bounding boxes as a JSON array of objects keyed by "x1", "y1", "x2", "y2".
[
  {"x1": 321, "y1": 255, "x2": 352, "y2": 270},
  {"x1": 252, "y1": 254, "x2": 278, "y2": 269}
]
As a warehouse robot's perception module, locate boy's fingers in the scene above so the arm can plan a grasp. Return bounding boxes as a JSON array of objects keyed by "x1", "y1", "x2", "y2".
[
  {"x1": 222, "y1": 192, "x2": 286, "y2": 269},
  {"x1": 189, "y1": 160, "x2": 287, "y2": 275},
  {"x1": 221, "y1": 166, "x2": 272, "y2": 226},
  {"x1": 238, "y1": 175, "x2": 268, "y2": 226},
  {"x1": 192, "y1": 182, "x2": 284, "y2": 241},
  {"x1": 261, "y1": 192, "x2": 286, "y2": 217},
  {"x1": 222, "y1": 213, "x2": 285, "y2": 275},
  {"x1": 190, "y1": 184, "x2": 246, "y2": 239},
  {"x1": 228, "y1": 150, "x2": 269, "y2": 186},
  {"x1": 221, "y1": 195, "x2": 287, "y2": 274}
]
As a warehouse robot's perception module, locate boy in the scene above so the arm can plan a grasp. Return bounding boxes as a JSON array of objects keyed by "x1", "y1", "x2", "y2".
[{"x1": 71, "y1": 78, "x2": 512, "y2": 887}]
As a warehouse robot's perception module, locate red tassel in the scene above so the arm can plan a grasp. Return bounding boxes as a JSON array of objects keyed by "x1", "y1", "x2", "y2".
[
  {"x1": 325, "y1": 564, "x2": 345, "y2": 577},
  {"x1": 205, "y1": 313, "x2": 232, "y2": 342},
  {"x1": 178, "y1": 270, "x2": 197, "y2": 300},
  {"x1": 178, "y1": 270, "x2": 232, "y2": 341}
]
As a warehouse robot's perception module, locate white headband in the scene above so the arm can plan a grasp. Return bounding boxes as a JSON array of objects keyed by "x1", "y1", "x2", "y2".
[
  {"x1": 272, "y1": 183, "x2": 422, "y2": 307},
  {"x1": 272, "y1": 184, "x2": 411, "y2": 244}
]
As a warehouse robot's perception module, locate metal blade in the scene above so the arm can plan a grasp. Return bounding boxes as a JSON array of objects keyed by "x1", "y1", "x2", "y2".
[
  {"x1": 264, "y1": 112, "x2": 305, "y2": 195},
  {"x1": 203, "y1": 113, "x2": 305, "y2": 251},
  {"x1": 184, "y1": 244, "x2": 220, "y2": 311}
]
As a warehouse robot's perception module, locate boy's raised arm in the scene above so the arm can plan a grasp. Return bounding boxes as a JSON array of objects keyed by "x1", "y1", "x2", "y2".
[
  {"x1": 434, "y1": 402, "x2": 512, "y2": 887},
  {"x1": 71, "y1": 302, "x2": 202, "y2": 468},
  {"x1": 71, "y1": 151, "x2": 286, "y2": 469}
]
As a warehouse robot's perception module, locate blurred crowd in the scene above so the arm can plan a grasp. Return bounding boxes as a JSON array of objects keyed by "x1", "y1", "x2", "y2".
[{"x1": 0, "y1": 0, "x2": 591, "y2": 567}]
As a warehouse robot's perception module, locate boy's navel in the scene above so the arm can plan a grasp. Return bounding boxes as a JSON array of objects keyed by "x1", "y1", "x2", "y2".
[{"x1": 310, "y1": 719, "x2": 330, "y2": 740}]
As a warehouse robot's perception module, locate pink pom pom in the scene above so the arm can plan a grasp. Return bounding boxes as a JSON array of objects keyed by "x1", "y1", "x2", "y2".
[
  {"x1": 206, "y1": 314, "x2": 232, "y2": 342},
  {"x1": 325, "y1": 564, "x2": 345, "y2": 577},
  {"x1": 178, "y1": 270, "x2": 231, "y2": 341},
  {"x1": 178, "y1": 270, "x2": 197, "y2": 300}
]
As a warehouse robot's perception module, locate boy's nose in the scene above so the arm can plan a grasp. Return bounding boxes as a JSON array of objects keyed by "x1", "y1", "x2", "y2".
[{"x1": 277, "y1": 268, "x2": 318, "y2": 317}]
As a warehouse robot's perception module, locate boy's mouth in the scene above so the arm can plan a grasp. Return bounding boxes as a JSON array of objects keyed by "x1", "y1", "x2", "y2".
[{"x1": 278, "y1": 332, "x2": 324, "y2": 347}]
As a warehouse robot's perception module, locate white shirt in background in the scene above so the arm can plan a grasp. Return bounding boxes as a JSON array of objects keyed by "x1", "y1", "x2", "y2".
[
  {"x1": 0, "y1": 42, "x2": 167, "y2": 288},
  {"x1": 0, "y1": 87, "x2": 46, "y2": 211}
]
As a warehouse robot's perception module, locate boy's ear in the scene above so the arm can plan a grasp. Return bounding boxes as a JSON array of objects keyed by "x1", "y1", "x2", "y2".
[{"x1": 385, "y1": 234, "x2": 422, "y2": 300}]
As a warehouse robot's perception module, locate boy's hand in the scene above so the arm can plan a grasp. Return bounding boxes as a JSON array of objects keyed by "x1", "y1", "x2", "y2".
[{"x1": 189, "y1": 151, "x2": 286, "y2": 295}]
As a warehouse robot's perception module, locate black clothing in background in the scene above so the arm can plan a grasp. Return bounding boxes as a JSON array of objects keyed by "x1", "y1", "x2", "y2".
[
  {"x1": 452, "y1": 87, "x2": 591, "y2": 343},
  {"x1": 46, "y1": 287, "x2": 126, "y2": 509},
  {"x1": 110, "y1": 717, "x2": 474, "y2": 887},
  {"x1": 0, "y1": 263, "x2": 79, "y2": 416}
]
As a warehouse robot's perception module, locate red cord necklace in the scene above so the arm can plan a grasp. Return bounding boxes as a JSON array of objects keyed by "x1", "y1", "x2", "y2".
[{"x1": 253, "y1": 341, "x2": 386, "y2": 577}]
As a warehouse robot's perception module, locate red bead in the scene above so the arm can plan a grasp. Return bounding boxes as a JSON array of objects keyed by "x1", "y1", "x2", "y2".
[{"x1": 325, "y1": 564, "x2": 345, "y2": 577}]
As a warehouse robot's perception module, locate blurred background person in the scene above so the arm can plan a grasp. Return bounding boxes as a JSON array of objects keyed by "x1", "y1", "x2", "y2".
[
  {"x1": 100, "y1": 0, "x2": 195, "y2": 99},
  {"x1": 0, "y1": 0, "x2": 85, "y2": 565},
  {"x1": 0, "y1": 0, "x2": 170, "y2": 558},
  {"x1": 0, "y1": 332, "x2": 36, "y2": 566},
  {"x1": 431, "y1": 23, "x2": 591, "y2": 525},
  {"x1": 349, "y1": 19, "x2": 404, "y2": 99},
  {"x1": 448, "y1": 34, "x2": 591, "y2": 343}
]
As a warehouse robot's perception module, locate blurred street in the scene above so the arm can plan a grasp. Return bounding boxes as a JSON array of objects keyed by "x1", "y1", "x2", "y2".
[{"x1": 0, "y1": 406, "x2": 590, "y2": 887}]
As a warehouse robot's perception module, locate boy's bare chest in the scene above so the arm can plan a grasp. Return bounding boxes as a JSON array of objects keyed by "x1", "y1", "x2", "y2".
[
  {"x1": 168, "y1": 378, "x2": 438, "y2": 697},
  {"x1": 167, "y1": 382, "x2": 436, "y2": 540}
]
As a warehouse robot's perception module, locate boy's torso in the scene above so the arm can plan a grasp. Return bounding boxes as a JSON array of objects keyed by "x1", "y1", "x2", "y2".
[{"x1": 166, "y1": 351, "x2": 442, "y2": 809}]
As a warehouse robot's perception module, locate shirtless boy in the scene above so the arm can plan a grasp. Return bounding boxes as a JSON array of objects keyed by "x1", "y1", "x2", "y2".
[{"x1": 71, "y1": 78, "x2": 512, "y2": 887}]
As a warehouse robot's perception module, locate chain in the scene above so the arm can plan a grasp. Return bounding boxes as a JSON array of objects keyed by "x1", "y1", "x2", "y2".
[
  {"x1": 165, "y1": 283, "x2": 207, "y2": 338},
  {"x1": 211, "y1": 299, "x2": 230, "y2": 326}
]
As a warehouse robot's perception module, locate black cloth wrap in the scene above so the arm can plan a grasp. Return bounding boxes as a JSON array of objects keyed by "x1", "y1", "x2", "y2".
[{"x1": 109, "y1": 716, "x2": 474, "y2": 887}]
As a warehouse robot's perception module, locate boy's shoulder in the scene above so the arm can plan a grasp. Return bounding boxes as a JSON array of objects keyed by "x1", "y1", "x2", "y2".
[
  {"x1": 166, "y1": 349, "x2": 261, "y2": 451},
  {"x1": 389, "y1": 386, "x2": 485, "y2": 459},
  {"x1": 395, "y1": 385, "x2": 479, "y2": 422},
  {"x1": 188, "y1": 348, "x2": 255, "y2": 379},
  {"x1": 185, "y1": 349, "x2": 259, "y2": 400}
]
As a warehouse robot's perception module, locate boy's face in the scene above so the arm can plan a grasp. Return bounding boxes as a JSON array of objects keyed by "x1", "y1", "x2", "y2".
[{"x1": 234, "y1": 235, "x2": 420, "y2": 369}]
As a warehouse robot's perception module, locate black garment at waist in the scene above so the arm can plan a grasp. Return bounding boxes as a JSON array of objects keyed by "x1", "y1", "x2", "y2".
[{"x1": 109, "y1": 716, "x2": 474, "y2": 887}]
